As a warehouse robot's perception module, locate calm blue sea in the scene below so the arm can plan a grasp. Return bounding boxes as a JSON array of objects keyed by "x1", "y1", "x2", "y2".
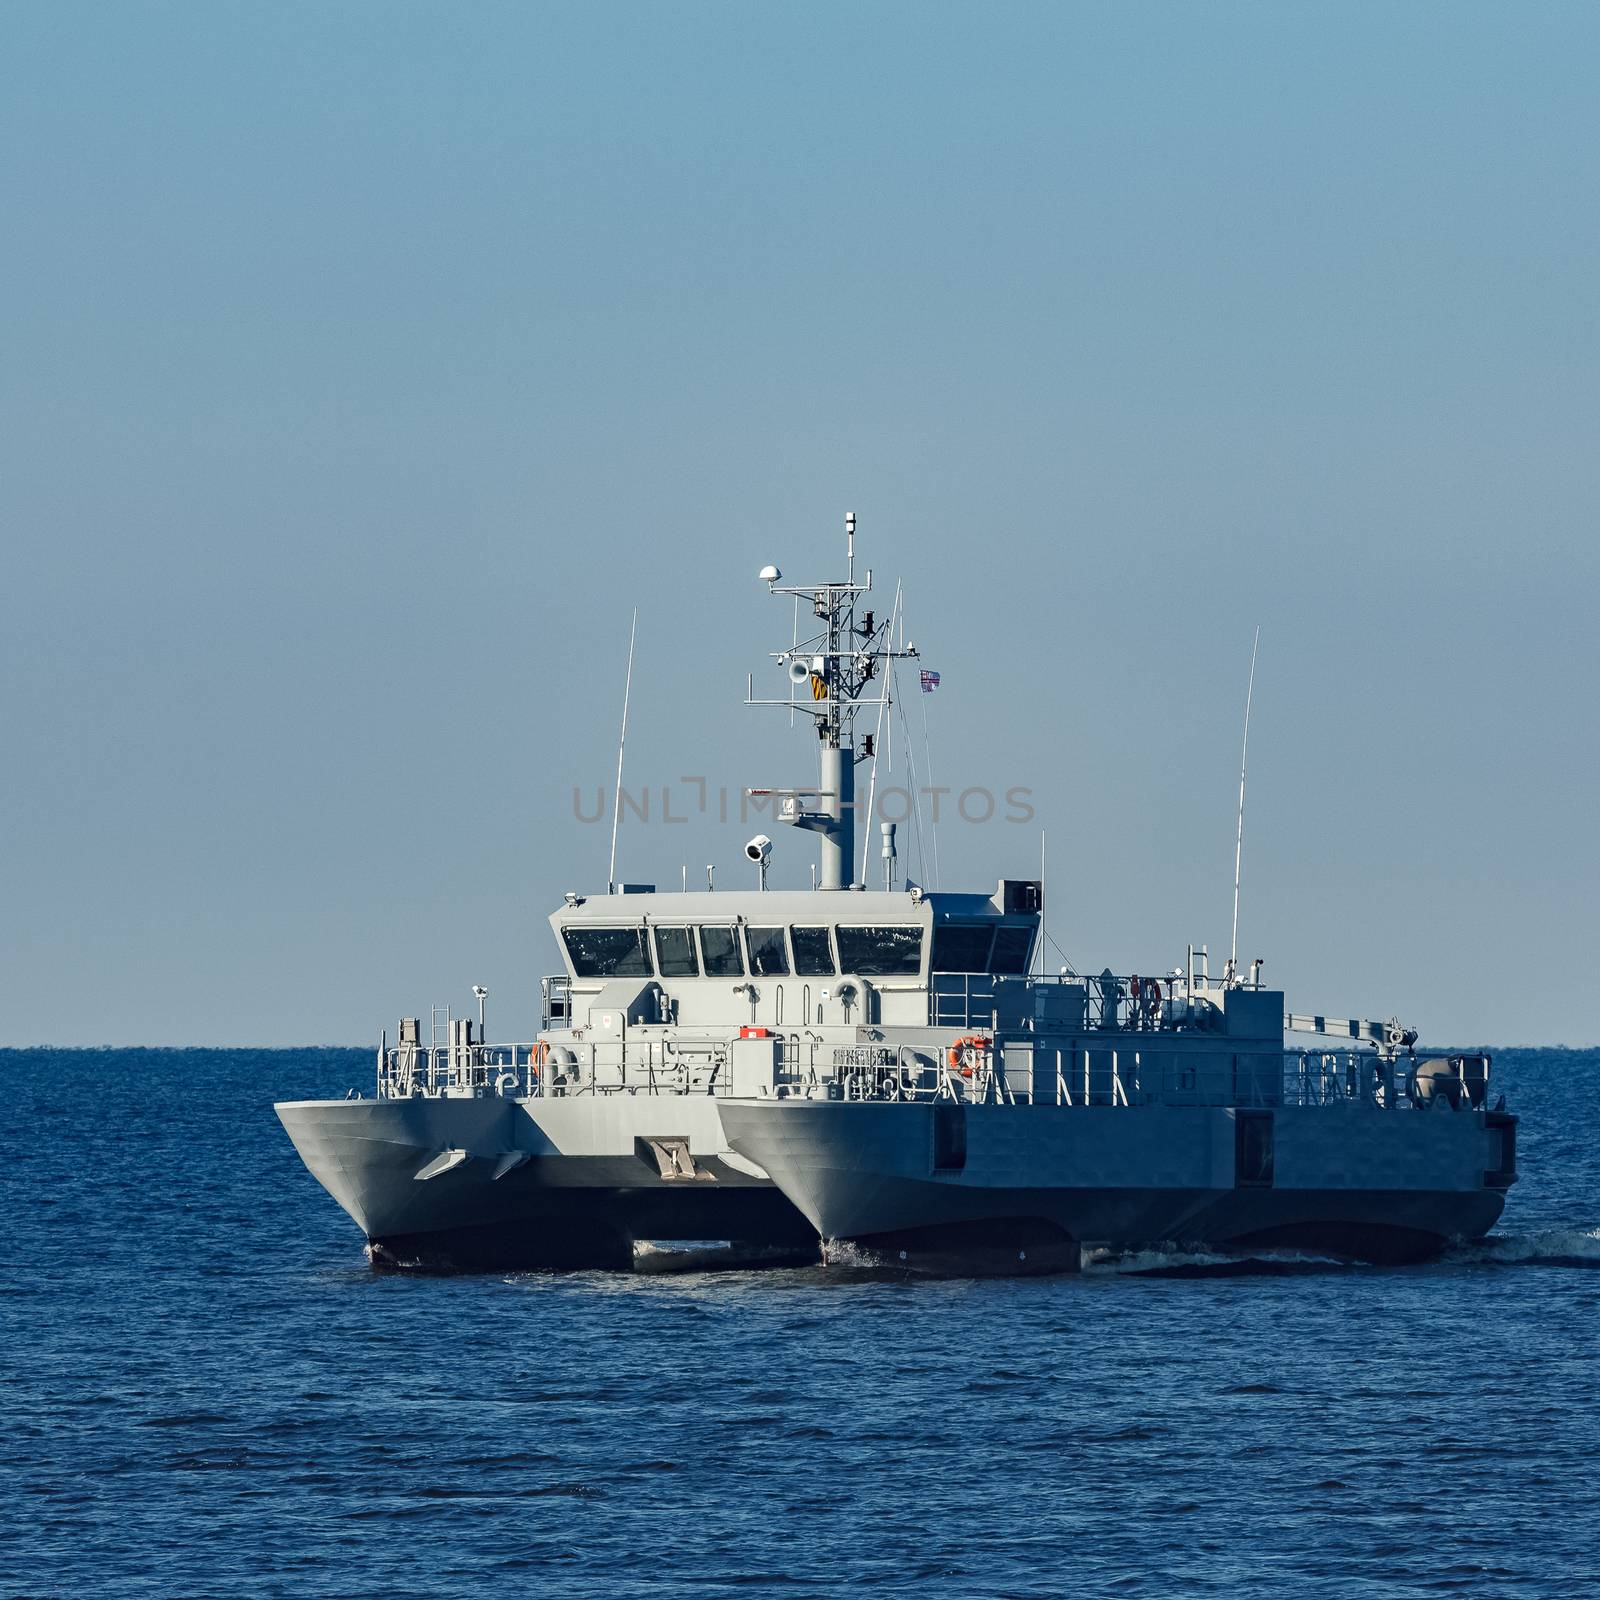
[{"x1": 2, "y1": 1047, "x2": 1597, "y2": 1599}]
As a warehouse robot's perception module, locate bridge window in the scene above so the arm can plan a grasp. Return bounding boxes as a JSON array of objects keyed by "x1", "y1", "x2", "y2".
[
  {"x1": 836, "y1": 925, "x2": 923, "y2": 976},
  {"x1": 989, "y1": 924, "x2": 1033, "y2": 975},
  {"x1": 790, "y1": 926, "x2": 836, "y2": 976},
  {"x1": 745, "y1": 927, "x2": 790, "y2": 977},
  {"x1": 563, "y1": 926, "x2": 653, "y2": 978},
  {"x1": 932, "y1": 923, "x2": 995, "y2": 973},
  {"x1": 653, "y1": 926, "x2": 699, "y2": 977},
  {"x1": 698, "y1": 925, "x2": 745, "y2": 977}
]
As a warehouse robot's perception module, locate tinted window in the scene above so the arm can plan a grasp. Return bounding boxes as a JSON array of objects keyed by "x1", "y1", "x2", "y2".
[
  {"x1": 654, "y1": 926, "x2": 699, "y2": 977},
  {"x1": 563, "y1": 926, "x2": 652, "y2": 978},
  {"x1": 699, "y1": 926, "x2": 745, "y2": 976},
  {"x1": 746, "y1": 927, "x2": 790, "y2": 976},
  {"x1": 835, "y1": 925, "x2": 923, "y2": 976},
  {"x1": 791, "y1": 926, "x2": 835, "y2": 976},
  {"x1": 989, "y1": 924, "x2": 1033, "y2": 975},
  {"x1": 932, "y1": 923, "x2": 994, "y2": 973}
]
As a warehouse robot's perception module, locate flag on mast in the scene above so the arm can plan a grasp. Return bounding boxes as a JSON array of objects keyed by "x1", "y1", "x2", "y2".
[{"x1": 919, "y1": 669, "x2": 940, "y2": 693}]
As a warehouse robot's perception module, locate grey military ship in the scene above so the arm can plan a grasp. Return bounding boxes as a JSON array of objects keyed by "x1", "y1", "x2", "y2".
[{"x1": 277, "y1": 516, "x2": 1516, "y2": 1272}]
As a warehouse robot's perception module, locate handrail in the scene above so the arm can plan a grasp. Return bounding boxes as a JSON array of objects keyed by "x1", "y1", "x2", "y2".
[
  {"x1": 378, "y1": 1029, "x2": 1487, "y2": 1114},
  {"x1": 927, "y1": 969, "x2": 1258, "y2": 1034}
]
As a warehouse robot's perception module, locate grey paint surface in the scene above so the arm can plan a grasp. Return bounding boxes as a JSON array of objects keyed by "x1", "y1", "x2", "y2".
[{"x1": 717, "y1": 1097, "x2": 1505, "y2": 1260}]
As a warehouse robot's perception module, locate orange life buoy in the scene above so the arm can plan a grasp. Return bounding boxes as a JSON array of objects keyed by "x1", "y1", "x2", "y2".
[{"x1": 946, "y1": 1034, "x2": 991, "y2": 1078}]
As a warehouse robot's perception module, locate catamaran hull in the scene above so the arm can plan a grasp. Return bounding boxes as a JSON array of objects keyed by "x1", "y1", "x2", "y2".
[
  {"x1": 718, "y1": 1099, "x2": 1515, "y2": 1273},
  {"x1": 275, "y1": 1096, "x2": 818, "y2": 1271}
]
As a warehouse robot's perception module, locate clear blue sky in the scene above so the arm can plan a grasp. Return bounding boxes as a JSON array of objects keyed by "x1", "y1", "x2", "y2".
[{"x1": 4, "y1": 2, "x2": 1595, "y2": 1045}]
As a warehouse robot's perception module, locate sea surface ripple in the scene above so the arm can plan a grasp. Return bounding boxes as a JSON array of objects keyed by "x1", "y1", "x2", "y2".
[{"x1": 2, "y1": 1047, "x2": 1598, "y2": 1598}]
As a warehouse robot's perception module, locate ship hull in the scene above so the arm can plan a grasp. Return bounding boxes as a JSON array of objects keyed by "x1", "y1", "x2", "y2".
[
  {"x1": 718, "y1": 1099, "x2": 1514, "y2": 1273},
  {"x1": 276, "y1": 1096, "x2": 818, "y2": 1271}
]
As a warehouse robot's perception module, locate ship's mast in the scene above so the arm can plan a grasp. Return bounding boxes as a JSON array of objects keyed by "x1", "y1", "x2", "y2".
[{"x1": 748, "y1": 514, "x2": 917, "y2": 890}]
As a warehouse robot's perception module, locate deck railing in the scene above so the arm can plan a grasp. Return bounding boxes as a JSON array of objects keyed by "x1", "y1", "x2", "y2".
[
  {"x1": 378, "y1": 1041, "x2": 547, "y2": 1099},
  {"x1": 376, "y1": 1033, "x2": 1482, "y2": 1113},
  {"x1": 928, "y1": 971, "x2": 1251, "y2": 1034}
]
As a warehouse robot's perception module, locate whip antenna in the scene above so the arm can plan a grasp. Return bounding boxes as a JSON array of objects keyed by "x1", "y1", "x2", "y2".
[
  {"x1": 859, "y1": 579, "x2": 902, "y2": 883},
  {"x1": 1230, "y1": 625, "x2": 1260, "y2": 973},
  {"x1": 607, "y1": 607, "x2": 638, "y2": 894},
  {"x1": 919, "y1": 671, "x2": 941, "y2": 889}
]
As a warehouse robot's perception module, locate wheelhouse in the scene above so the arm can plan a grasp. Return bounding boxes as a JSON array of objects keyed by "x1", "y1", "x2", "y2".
[{"x1": 549, "y1": 882, "x2": 1040, "y2": 1029}]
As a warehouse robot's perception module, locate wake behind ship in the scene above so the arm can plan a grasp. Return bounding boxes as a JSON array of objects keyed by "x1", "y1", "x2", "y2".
[{"x1": 277, "y1": 515, "x2": 1516, "y2": 1272}]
